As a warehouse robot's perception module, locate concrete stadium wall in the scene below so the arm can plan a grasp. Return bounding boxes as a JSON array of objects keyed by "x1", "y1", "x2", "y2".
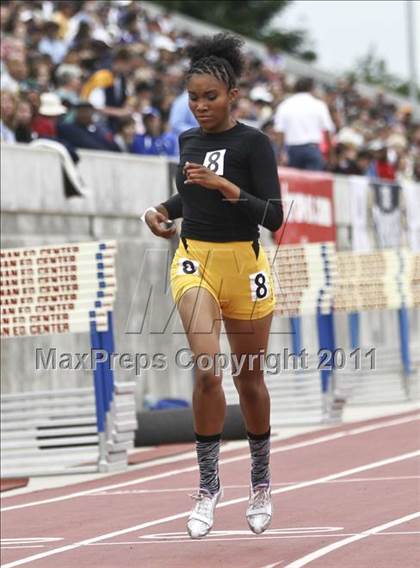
[
  {"x1": 1, "y1": 144, "x2": 418, "y2": 407},
  {"x1": 1, "y1": 144, "x2": 194, "y2": 409}
]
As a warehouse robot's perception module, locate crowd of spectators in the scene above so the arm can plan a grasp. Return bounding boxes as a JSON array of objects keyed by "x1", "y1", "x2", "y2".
[{"x1": 1, "y1": 0, "x2": 419, "y2": 182}]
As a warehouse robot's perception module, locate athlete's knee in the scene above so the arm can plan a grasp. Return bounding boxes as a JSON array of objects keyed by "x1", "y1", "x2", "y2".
[
  {"x1": 195, "y1": 367, "x2": 223, "y2": 394},
  {"x1": 234, "y1": 372, "x2": 265, "y2": 398}
]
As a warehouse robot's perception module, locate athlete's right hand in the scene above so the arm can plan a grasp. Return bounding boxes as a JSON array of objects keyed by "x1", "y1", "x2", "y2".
[{"x1": 144, "y1": 210, "x2": 176, "y2": 239}]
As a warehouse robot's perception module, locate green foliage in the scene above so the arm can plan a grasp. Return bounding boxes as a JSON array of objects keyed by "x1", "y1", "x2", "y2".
[
  {"x1": 262, "y1": 28, "x2": 305, "y2": 53},
  {"x1": 153, "y1": 0, "x2": 288, "y2": 36},
  {"x1": 299, "y1": 50, "x2": 317, "y2": 63},
  {"x1": 152, "y1": 0, "x2": 315, "y2": 57},
  {"x1": 352, "y1": 48, "x2": 419, "y2": 98}
]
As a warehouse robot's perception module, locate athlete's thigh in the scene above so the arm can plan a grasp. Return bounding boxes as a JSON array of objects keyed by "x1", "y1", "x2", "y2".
[
  {"x1": 177, "y1": 286, "x2": 222, "y2": 357},
  {"x1": 222, "y1": 243, "x2": 275, "y2": 321},
  {"x1": 223, "y1": 312, "x2": 273, "y2": 373}
]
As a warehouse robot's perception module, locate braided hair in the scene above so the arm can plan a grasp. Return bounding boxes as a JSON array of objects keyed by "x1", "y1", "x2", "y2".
[{"x1": 185, "y1": 33, "x2": 245, "y2": 90}]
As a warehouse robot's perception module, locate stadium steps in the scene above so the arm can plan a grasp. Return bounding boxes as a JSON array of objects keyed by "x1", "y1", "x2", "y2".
[{"x1": 0, "y1": 387, "x2": 100, "y2": 478}]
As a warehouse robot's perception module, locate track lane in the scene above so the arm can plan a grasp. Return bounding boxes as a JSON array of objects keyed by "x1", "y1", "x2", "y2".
[
  {"x1": 2, "y1": 412, "x2": 418, "y2": 512},
  {"x1": 1, "y1": 412, "x2": 419, "y2": 568}
]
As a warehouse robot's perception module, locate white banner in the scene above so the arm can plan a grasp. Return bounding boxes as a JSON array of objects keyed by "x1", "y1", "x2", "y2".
[{"x1": 348, "y1": 176, "x2": 420, "y2": 252}]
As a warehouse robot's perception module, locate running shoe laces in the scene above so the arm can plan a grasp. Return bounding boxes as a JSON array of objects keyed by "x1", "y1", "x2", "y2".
[
  {"x1": 187, "y1": 486, "x2": 223, "y2": 539},
  {"x1": 246, "y1": 483, "x2": 272, "y2": 535},
  {"x1": 251, "y1": 485, "x2": 271, "y2": 508},
  {"x1": 189, "y1": 490, "x2": 213, "y2": 516}
]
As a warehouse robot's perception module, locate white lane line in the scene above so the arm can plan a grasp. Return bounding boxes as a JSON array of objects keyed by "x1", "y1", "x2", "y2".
[
  {"x1": 1, "y1": 547, "x2": 44, "y2": 550},
  {"x1": 1, "y1": 539, "x2": 63, "y2": 543},
  {"x1": 283, "y1": 511, "x2": 420, "y2": 568},
  {"x1": 333, "y1": 475, "x2": 420, "y2": 482},
  {"x1": 82, "y1": 531, "x2": 420, "y2": 545},
  {"x1": 88, "y1": 538, "x2": 345, "y2": 545},
  {"x1": 2, "y1": 414, "x2": 418, "y2": 513},
  {"x1": 89, "y1": 475, "x2": 420, "y2": 495},
  {"x1": 139, "y1": 527, "x2": 343, "y2": 538},
  {"x1": 377, "y1": 531, "x2": 420, "y2": 535},
  {"x1": 1, "y1": 544, "x2": 45, "y2": 550},
  {"x1": 84, "y1": 530, "x2": 420, "y2": 545},
  {"x1": 9, "y1": 531, "x2": 412, "y2": 548},
  {"x1": 1, "y1": 450, "x2": 419, "y2": 568}
]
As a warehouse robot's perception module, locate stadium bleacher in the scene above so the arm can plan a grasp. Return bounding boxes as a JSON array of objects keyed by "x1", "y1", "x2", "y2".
[{"x1": 1, "y1": 0, "x2": 419, "y2": 180}]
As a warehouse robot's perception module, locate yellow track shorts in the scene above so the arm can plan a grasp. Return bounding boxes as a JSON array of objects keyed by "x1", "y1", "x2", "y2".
[{"x1": 170, "y1": 237, "x2": 275, "y2": 320}]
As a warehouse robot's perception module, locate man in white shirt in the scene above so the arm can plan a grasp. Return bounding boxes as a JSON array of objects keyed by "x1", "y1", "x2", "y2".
[{"x1": 274, "y1": 77, "x2": 335, "y2": 171}]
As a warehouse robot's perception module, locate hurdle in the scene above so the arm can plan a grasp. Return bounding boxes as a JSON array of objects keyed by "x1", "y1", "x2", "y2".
[
  {"x1": 223, "y1": 242, "x2": 419, "y2": 425},
  {"x1": 223, "y1": 242, "x2": 337, "y2": 425},
  {"x1": 268, "y1": 242, "x2": 338, "y2": 422},
  {"x1": 333, "y1": 248, "x2": 420, "y2": 405},
  {"x1": 0, "y1": 240, "x2": 137, "y2": 478}
]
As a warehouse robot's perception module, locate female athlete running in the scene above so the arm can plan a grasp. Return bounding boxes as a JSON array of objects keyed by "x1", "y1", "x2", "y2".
[{"x1": 142, "y1": 33, "x2": 283, "y2": 539}]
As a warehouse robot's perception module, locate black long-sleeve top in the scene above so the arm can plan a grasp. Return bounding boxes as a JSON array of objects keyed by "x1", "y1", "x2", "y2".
[{"x1": 161, "y1": 122, "x2": 283, "y2": 242}]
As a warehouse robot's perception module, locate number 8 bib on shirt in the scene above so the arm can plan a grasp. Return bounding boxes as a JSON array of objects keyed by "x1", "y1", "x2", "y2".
[{"x1": 203, "y1": 149, "x2": 227, "y2": 176}]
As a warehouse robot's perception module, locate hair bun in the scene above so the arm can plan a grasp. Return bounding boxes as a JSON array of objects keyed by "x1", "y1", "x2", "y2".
[{"x1": 186, "y1": 33, "x2": 245, "y2": 78}]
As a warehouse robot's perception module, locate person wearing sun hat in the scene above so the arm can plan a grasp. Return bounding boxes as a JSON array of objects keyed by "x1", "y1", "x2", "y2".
[{"x1": 31, "y1": 92, "x2": 67, "y2": 138}]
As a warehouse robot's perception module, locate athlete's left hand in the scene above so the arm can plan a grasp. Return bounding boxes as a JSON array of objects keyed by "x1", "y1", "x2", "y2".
[{"x1": 183, "y1": 162, "x2": 222, "y2": 190}]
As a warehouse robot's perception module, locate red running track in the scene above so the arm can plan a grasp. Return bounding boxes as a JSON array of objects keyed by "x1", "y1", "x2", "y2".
[{"x1": 1, "y1": 410, "x2": 419, "y2": 568}]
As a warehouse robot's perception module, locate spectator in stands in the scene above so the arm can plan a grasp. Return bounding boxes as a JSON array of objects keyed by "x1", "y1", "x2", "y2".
[
  {"x1": 58, "y1": 101, "x2": 119, "y2": 152},
  {"x1": 20, "y1": 80, "x2": 41, "y2": 120},
  {"x1": 414, "y1": 159, "x2": 420, "y2": 182},
  {"x1": 53, "y1": 1, "x2": 76, "y2": 40},
  {"x1": 119, "y1": 11, "x2": 143, "y2": 45},
  {"x1": 2, "y1": 55, "x2": 28, "y2": 93},
  {"x1": 14, "y1": 97, "x2": 34, "y2": 143},
  {"x1": 29, "y1": 57, "x2": 54, "y2": 91},
  {"x1": 0, "y1": 90, "x2": 16, "y2": 143},
  {"x1": 134, "y1": 81, "x2": 154, "y2": 111},
  {"x1": 168, "y1": 90, "x2": 198, "y2": 137},
  {"x1": 80, "y1": 47, "x2": 133, "y2": 131},
  {"x1": 233, "y1": 97, "x2": 258, "y2": 128},
  {"x1": 332, "y1": 144, "x2": 372, "y2": 176},
  {"x1": 387, "y1": 131, "x2": 407, "y2": 169},
  {"x1": 31, "y1": 92, "x2": 67, "y2": 139},
  {"x1": 55, "y1": 64, "x2": 82, "y2": 107},
  {"x1": 114, "y1": 116, "x2": 136, "y2": 152},
  {"x1": 38, "y1": 21, "x2": 67, "y2": 65},
  {"x1": 26, "y1": 19, "x2": 44, "y2": 53},
  {"x1": 70, "y1": 20, "x2": 93, "y2": 53},
  {"x1": 132, "y1": 106, "x2": 177, "y2": 157},
  {"x1": 354, "y1": 149, "x2": 372, "y2": 176},
  {"x1": 274, "y1": 77, "x2": 335, "y2": 171},
  {"x1": 352, "y1": 110, "x2": 374, "y2": 142},
  {"x1": 152, "y1": 36, "x2": 178, "y2": 72},
  {"x1": 0, "y1": 0, "x2": 417, "y2": 183},
  {"x1": 262, "y1": 119, "x2": 281, "y2": 163},
  {"x1": 367, "y1": 140, "x2": 396, "y2": 181},
  {"x1": 332, "y1": 143, "x2": 357, "y2": 175},
  {"x1": 336, "y1": 118, "x2": 364, "y2": 149},
  {"x1": 249, "y1": 85, "x2": 274, "y2": 128}
]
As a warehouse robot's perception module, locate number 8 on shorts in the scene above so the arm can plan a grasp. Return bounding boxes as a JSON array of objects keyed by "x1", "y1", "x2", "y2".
[
  {"x1": 249, "y1": 271, "x2": 270, "y2": 301},
  {"x1": 177, "y1": 258, "x2": 200, "y2": 275}
]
